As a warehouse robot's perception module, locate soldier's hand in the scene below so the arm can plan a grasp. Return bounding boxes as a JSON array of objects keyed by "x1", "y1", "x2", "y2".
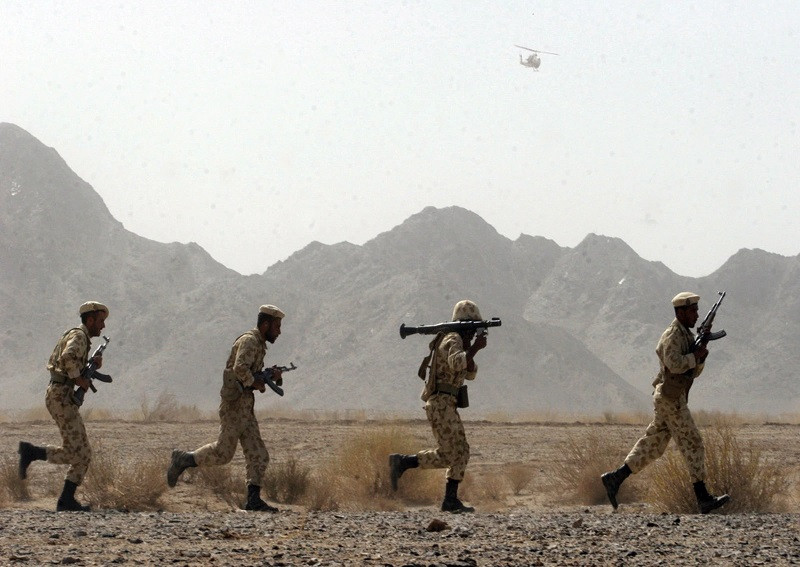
[
  {"x1": 271, "y1": 367, "x2": 284, "y2": 387},
  {"x1": 472, "y1": 334, "x2": 488, "y2": 352},
  {"x1": 75, "y1": 375, "x2": 91, "y2": 391},
  {"x1": 93, "y1": 355, "x2": 103, "y2": 369},
  {"x1": 695, "y1": 345, "x2": 709, "y2": 364},
  {"x1": 252, "y1": 378, "x2": 267, "y2": 393}
]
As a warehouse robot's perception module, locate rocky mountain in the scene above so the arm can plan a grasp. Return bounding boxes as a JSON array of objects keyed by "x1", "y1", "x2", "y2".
[{"x1": 1, "y1": 123, "x2": 797, "y2": 415}]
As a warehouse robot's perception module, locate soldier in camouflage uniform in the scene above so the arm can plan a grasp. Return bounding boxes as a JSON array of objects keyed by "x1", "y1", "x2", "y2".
[
  {"x1": 601, "y1": 292, "x2": 730, "y2": 514},
  {"x1": 167, "y1": 305, "x2": 285, "y2": 512},
  {"x1": 389, "y1": 300, "x2": 487, "y2": 513},
  {"x1": 18, "y1": 301, "x2": 109, "y2": 512}
]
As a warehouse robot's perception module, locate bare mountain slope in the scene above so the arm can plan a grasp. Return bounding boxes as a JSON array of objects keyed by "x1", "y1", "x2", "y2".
[{"x1": 2, "y1": 123, "x2": 797, "y2": 414}]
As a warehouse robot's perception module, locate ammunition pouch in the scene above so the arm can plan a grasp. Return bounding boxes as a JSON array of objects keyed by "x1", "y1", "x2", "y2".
[
  {"x1": 430, "y1": 383, "x2": 469, "y2": 408},
  {"x1": 659, "y1": 373, "x2": 693, "y2": 401},
  {"x1": 456, "y1": 385, "x2": 469, "y2": 409},
  {"x1": 220, "y1": 369, "x2": 244, "y2": 401}
]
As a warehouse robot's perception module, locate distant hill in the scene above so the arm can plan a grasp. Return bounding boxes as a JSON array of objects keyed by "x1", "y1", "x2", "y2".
[{"x1": 2, "y1": 123, "x2": 798, "y2": 415}]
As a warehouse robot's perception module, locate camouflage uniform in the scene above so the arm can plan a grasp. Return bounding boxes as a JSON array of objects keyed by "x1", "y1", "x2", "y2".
[
  {"x1": 193, "y1": 329, "x2": 270, "y2": 487},
  {"x1": 45, "y1": 325, "x2": 93, "y2": 485},
  {"x1": 624, "y1": 318, "x2": 706, "y2": 482},
  {"x1": 416, "y1": 330, "x2": 478, "y2": 482}
]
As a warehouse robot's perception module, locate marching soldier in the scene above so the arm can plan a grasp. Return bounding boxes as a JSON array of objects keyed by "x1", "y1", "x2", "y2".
[
  {"x1": 601, "y1": 292, "x2": 730, "y2": 514},
  {"x1": 18, "y1": 301, "x2": 109, "y2": 512},
  {"x1": 389, "y1": 300, "x2": 487, "y2": 513},
  {"x1": 167, "y1": 304, "x2": 285, "y2": 512}
]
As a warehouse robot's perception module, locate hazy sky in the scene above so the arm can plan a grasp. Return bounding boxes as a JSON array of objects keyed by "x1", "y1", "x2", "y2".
[{"x1": 3, "y1": 1, "x2": 799, "y2": 277}]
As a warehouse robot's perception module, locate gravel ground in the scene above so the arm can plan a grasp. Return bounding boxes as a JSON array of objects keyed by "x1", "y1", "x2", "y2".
[{"x1": 1, "y1": 507, "x2": 799, "y2": 566}]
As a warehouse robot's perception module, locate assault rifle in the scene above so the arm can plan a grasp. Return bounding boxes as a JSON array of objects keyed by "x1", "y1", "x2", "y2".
[
  {"x1": 73, "y1": 335, "x2": 113, "y2": 407},
  {"x1": 693, "y1": 291, "x2": 727, "y2": 351},
  {"x1": 252, "y1": 362, "x2": 297, "y2": 397},
  {"x1": 399, "y1": 318, "x2": 502, "y2": 339}
]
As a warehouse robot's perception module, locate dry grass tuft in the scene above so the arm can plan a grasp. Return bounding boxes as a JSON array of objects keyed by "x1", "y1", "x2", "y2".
[
  {"x1": 82, "y1": 407, "x2": 115, "y2": 421},
  {"x1": 304, "y1": 426, "x2": 441, "y2": 511},
  {"x1": 0, "y1": 456, "x2": 31, "y2": 503},
  {"x1": 194, "y1": 464, "x2": 246, "y2": 508},
  {"x1": 546, "y1": 432, "x2": 643, "y2": 506},
  {"x1": 82, "y1": 443, "x2": 167, "y2": 511},
  {"x1": 647, "y1": 424, "x2": 791, "y2": 514},
  {"x1": 504, "y1": 462, "x2": 536, "y2": 495},
  {"x1": 138, "y1": 391, "x2": 204, "y2": 422},
  {"x1": 262, "y1": 456, "x2": 311, "y2": 504},
  {"x1": 18, "y1": 407, "x2": 52, "y2": 422}
]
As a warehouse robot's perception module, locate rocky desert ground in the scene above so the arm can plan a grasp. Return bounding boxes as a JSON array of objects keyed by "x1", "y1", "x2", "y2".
[{"x1": 1, "y1": 415, "x2": 799, "y2": 565}]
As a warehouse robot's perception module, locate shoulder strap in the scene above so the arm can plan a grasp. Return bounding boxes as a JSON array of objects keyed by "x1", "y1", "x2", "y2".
[{"x1": 418, "y1": 332, "x2": 445, "y2": 380}]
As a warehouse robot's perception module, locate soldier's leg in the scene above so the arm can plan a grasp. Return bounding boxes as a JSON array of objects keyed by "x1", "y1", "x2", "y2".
[
  {"x1": 663, "y1": 400, "x2": 704, "y2": 483},
  {"x1": 623, "y1": 398, "x2": 673, "y2": 474},
  {"x1": 602, "y1": 397, "x2": 671, "y2": 509},
  {"x1": 664, "y1": 402, "x2": 730, "y2": 513},
  {"x1": 192, "y1": 402, "x2": 243, "y2": 467},
  {"x1": 239, "y1": 411, "x2": 269, "y2": 487},
  {"x1": 439, "y1": 405, "x2": 473, "y2": 514},
  {"x1": 239, "y1": 410, "x2": 275, "y2": 512},
  {"x1": 45, "y1": 385, "x2": 93, "y2": 485},
  {"x1": 416, "y1": 396, "x2": 457, "y2": 470}
]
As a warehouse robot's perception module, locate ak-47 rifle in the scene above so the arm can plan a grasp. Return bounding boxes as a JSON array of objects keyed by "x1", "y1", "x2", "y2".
[
  {"x1": 693, "y1": 291, "x2": 727, "y2": 351},
  {"x1": 399, "y1": 318, "x2": 501, "y2": 339},
  {"x1": 252, "y1": 362, "x2": 297, "y2": 397},
  {"x1": 73, "y1": 335, "x2": 112, "y2": 407}
]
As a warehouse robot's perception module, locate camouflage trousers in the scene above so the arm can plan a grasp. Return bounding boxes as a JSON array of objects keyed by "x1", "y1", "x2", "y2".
[
  {"x1": 416, "y1": 394, "x2": 470, "y2": 481},
  {"x1": 193, "y1": 393, "x2": 269, "y2": 487},
  {"x1": 45, "y1": 383, "x2": 92, "y2": 485},
  {"x1": 624, "y1": 384, "x2": 706, "y2": 483}
]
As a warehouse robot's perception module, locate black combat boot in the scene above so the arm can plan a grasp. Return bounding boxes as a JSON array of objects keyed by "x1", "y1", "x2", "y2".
[
  {"x1": 56, "y1": 480, "x2": 90, "y2": 512},
  {"x1": 694, "y1": 481, "x2": 730, "y2": 514},
  {"x1": 244, "y1": 484, "x2": 279, "y2": 512},
  {"x1": 601, "y1": 463, "x2": 632, "y2": 510},
  {"x1": 167, "y1": 450, "x2": 197, "y2": 487},
  {"x1": 441, "y1": 478, "x2": 474, "y2": 513},
  {"x1": 389, "y1": 453, "x2": 419, "y2": 491},
  {"x1": 18, "y1": 441, "x2": 47, "y2": 479}
]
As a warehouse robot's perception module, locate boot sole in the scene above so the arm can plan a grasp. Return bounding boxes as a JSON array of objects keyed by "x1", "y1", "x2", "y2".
[{"x1": 700, "y1": 494, "x2": 730, "y2": 514}]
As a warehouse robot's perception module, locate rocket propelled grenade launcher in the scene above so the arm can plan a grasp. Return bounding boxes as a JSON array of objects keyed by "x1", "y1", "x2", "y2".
[
  {"x1": 399, "y1": 317, "x2": 502, "y2": 339},
  {"x1": 693, "y1": 291, "x2": 727, "y2": 351}
]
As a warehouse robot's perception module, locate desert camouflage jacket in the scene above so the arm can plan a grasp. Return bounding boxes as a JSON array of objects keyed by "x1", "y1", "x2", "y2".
[
  {"x1": 225, "y1": 329, "x2": 267, "y2": 388},
  {"x1": 432, "y1": 332, "x2": 478, "y2": 390},
  {"x1": 47, "y1": 325, "x2": 91, "y2": 379},
  {"x1": 652, "y1": 319, "x2": 705, "y2": 397}
]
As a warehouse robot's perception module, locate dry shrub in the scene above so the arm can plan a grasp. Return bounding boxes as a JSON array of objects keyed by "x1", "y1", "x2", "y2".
[
  {"x1": 546, "y1": 432, "x2": 643, "y2": 505},
  {"x1": 0, "y1": 456, "x2": 31, "y2": 503},
  {"x1": 82, "y1": 443, "x2": 167, "y2": 510},
  {"x1": 83, "y1": 407, "x2": 115, "y2": 421},
  {"x1": 504, "y1": 462, "x2": 535, "y2": 495},
  {"x1": 601, "y1": 411, "x2": 652, "y2": 425},
  {"x1": 195, "y1": 465, "x2": 246, "y2": 508},
  {"x1": 647, "y1": 424, "x2": 790, "y2": 514},
  {"x1": 262, "y1": 456, "x2": 311, "y2": 504},
  {"x1": 473, "y1": 471, "x2": 509, "y2": 503},
  {"x1": 18, "y1": 407, "x2": 51, "y2": 422},
  {"x1": 139, "y1": 391, "x2": 203, "y2": 422},
  {"x1": 304, "y1": 426, "x2": 440, "y2": 511}
]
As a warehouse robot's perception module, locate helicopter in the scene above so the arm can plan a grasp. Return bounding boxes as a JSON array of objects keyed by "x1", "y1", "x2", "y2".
[{"x1": 515, "y1": 44, "x2": 559, "y2": 70}]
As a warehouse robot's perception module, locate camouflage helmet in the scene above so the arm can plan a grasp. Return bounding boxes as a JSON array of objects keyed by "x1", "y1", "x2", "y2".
[{"x1": 452, "y1": 300, "x2": 482, "y2": 321}]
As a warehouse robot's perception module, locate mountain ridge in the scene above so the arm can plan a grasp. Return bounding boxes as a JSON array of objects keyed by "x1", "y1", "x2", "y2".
[{"x1": 2, "y1": 123, "x2": 798, "y2": 414}]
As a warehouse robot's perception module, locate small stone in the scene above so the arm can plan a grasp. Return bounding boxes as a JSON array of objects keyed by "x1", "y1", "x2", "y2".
[{"x1": 426, "y1": 519, "x2": 449, "y2": 532}]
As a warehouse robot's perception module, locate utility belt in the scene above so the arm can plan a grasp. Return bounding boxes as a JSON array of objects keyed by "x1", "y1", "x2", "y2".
[
  {"x1": 49, "y1": 371, "x2": 74, "y2": 387},
  {"x1": 433, "y1": 383, "x2": 469, "y2": 408}
]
